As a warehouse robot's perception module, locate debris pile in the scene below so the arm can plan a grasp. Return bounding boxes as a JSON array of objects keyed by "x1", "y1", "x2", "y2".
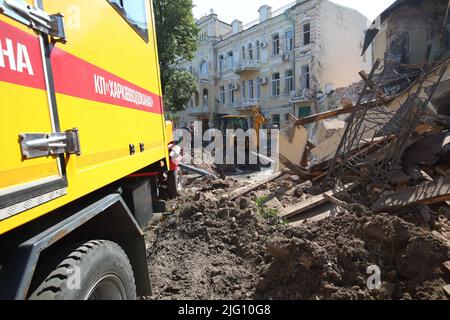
[
  {"x1": 318, "y1": 81, "x2": 364, "y2": 113},
  {"x1": 144, "y1": 0, "x2": 450, "y2": 301},
  {"x1": 257, "y1": 210, "x2": 449, "y2": 300},
  {"x1": 145, "y1": 175, "x2": 450, "y2": 300},
  {"x1": 145, "y1": 178, "x2": 281, "y2": 300}
]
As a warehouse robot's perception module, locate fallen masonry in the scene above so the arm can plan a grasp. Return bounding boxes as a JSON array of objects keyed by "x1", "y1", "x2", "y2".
[
  {"x1": 143, "y1": 0, "x2": 450, "y2": 301},
  {"x1": 144, "y1": 174, "x2": 450, "y2": 300}
]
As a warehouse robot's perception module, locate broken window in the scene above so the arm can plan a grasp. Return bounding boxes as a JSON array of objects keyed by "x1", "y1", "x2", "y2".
[
  {"x1": 303, "y1": 23, "x2": 311, "y2": 46},
  {"x1": 301, "y1": 65, "x2": 310, "y2": 90},
  {"x1": 272, "y1": 34, "x2": 280, "y2": 56},
  {"x1": 272, "y1": 73, "x2": 281, "y2": 97}
]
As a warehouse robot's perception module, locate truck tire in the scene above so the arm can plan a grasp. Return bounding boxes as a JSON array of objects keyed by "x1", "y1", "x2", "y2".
[
  {"x1": 167, "y1": 167, "x2": 183, "y2": 197},
  {"x1": 29, "y1": 240, "x2": 136, "y2": 300}
]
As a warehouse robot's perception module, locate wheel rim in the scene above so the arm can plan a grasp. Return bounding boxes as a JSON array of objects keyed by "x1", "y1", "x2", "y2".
[{"x1": 85, "y1": 274, "x2": 127, "y2": 300}]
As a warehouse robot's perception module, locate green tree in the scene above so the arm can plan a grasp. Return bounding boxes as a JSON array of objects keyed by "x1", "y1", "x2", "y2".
[
  {"x1": 163, "y1": 69, "x2": 197, "y2": 114},
  {"x1": 153, "y1": 0, "x2": 198, "y2": 112}
]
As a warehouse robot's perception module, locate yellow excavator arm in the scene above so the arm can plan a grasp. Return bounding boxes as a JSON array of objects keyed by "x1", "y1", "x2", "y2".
[{"x1": 251, "y1": 107, "x2": 268, "y2": 147}]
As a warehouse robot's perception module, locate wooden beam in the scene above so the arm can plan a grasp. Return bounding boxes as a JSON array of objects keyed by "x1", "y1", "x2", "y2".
[
  {"x1": 323, "y1": 194, "x2": 347, "y2": 207},
  {"x1": 372, "y1": 176, "x2": 450, "y2": 212},
  {"x1": 280, "y1": 183, "x2": 356, "y2": 219},
  {"x1": 295, "y1": 95, "x2": 397, "y2": 128},
  {"x1": 295, "y1": 106, "x2": 356, "y2": 127},
  {"x1": 230, "y1": 170, "x2": 287, "y2": 200},
  {"x1": 279, "y1": 154, "x2": 311, "y2": 180}
]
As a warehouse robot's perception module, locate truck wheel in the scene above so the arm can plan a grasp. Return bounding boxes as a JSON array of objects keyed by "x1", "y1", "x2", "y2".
[
  {"x1": 167, "y1": 167, "x2": 183, "y2": 197},
  {"x1": 29, "y1": 240, "x2": 136, "y2": 300}
]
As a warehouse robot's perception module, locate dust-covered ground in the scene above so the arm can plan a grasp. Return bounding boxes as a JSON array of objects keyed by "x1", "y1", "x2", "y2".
[{"x1": 144, "y1": 174, "x2": 450, "y2": 300}]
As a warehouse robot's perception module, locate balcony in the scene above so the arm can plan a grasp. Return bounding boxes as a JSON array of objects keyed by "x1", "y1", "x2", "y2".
[
  {"x1": 235, "y1": 98, "x2": 261, "y2": 110},
  {"x1": 216, "y1": 104, "x2": 241, "y2": 115},
  {"x1": 192, "y1": 71, "x2": 211, "y2": 84},
  {"x1": 187, "y1": 106, "x2": 210, "y2": 116},
  {"x1": 289, "y1": 89, "x2": 314, "y2": 103},
  {"x1": 234, "y1": 60, "x2": 262, "y2": 75}
]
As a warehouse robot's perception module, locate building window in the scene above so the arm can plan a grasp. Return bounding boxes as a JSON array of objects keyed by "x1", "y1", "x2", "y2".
[
  {"x1": 256, "y1": 40, "x2": 261, "y2": 60},
  {"x1": 219, "y1": 55, "x2": 224, "y2": 72},
  {"x1": 285, "y1": 70, "x2": 294, "y2": 94},
  {"x1": 228, "y1": 84, "x2": 235, "y2": 104},
  {"x1": 248, "y1": 43, "x2": 253, "y2": 60},
  {"x1": 298, "y1": 106, "x2": 312, "y2": 118},
  {"x1": 303, "y1": 23, "x2": 311, "y2": 46},
  {"x1": 203, "y1": 89, "x2": 209, "y2": 106},
  {"x1": 194, "y1": 91, "x2": 200, "y2": 106},
  {"x1": 256, "y1": 78, "x2": 261, "y2": 99},
  {"x1": 108, "y1": 0, "x2": 149, "y2": 42},
  {"x1": 285, "y1": 30, "x2": 293, "y2": 51},
  {"x1": 200, "y1": 60, "x2": 208, "y2": 75},
  {"x1": 272, "y1": 73, "x2": 280, "y2": 97},
  {"x1": 301, "y1": 65, "x2": 310, "y2": 90},
  {"x1": 242, "y1": 81, "x2": 246, "y2": 99},
  {"x1": 241, "y1": 45, "x2": 246, "y2": 60},
  {"x1": 219, "y1": 86, "x2": 225, "y2": 105},
  {"x1": 272, "y1": 114, "x2": 280, "y2": 128},
  {"x1": 227, "y1": 51, "x2": 234, "y2": 69},
  {"x1": 272, "y1": 34, "x2": 280, "y2": 56},
  {"x1": 249, "y1": 80, "x2": 254, "y2": 99}
]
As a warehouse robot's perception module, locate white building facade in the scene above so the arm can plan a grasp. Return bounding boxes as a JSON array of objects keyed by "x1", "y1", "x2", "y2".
[{"x1": 178, "y1": 0, "x2": 372, "y2": 129}]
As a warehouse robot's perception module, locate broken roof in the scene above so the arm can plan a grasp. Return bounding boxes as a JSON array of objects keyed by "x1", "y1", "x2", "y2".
[{"x1": 361, "y1": 0, "x2": 429, "y2": 55}]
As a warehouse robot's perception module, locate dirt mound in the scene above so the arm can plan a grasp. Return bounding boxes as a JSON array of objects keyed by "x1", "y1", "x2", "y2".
[
  {"x1": 145, "y1": 177, "x2": 449, "y2": 300},
  {"x1": 147, "y1": 190, "x2": 284, "y2": 299},
  {"x1": 256, "y1": 211, "x2": 449, "y2": 300}
]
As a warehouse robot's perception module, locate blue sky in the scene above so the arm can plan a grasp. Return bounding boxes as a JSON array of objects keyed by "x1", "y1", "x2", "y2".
[{"x1": 193, "y1": 0, "x2": 396, "y2": 23}]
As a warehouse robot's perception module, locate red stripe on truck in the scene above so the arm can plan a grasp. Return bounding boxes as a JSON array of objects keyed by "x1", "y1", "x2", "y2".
[
  {"x1": 0, "y1": 20, "x2": 163, "y2": 115},
  {"x1": 51, "y1": 48, "x2": 163, "y2": 114},
  {"x1": 0, "y1": 21, "x2": 46, "y2": 90}
]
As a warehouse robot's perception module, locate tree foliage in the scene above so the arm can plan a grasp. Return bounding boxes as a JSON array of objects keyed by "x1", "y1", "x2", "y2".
[
  {"x1": 163, "y1": 69, "x2": 197, "y2": 113},
  {"x1": 153, "y1": 0, "x2": 198, "y2": 112}
]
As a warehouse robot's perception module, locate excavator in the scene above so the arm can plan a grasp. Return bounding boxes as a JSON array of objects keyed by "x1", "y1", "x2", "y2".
[{"x1": 219, "y1": 107, "x2": 270, "y2": 166}]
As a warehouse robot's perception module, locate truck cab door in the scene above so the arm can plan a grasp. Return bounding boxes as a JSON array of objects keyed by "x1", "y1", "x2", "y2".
[{"x1": 0, "y1": 0, "x2": 76, "y2": 222}]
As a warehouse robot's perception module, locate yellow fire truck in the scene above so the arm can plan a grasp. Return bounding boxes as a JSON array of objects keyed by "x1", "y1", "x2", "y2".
[{"x1": 0, "y1": 0, "x2": 182, "y2": 299}]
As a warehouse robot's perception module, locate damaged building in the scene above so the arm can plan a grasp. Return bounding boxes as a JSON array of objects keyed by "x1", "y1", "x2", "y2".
[
  {"x1": 364, "y1": 0, "x2": 450, "y2": 114},
  {"x1": 307, "y1": 0, "x2": 450, "y2": 146},
  {"x1": 279, "y1": 0, "x2": 450, "y2": 191}
]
